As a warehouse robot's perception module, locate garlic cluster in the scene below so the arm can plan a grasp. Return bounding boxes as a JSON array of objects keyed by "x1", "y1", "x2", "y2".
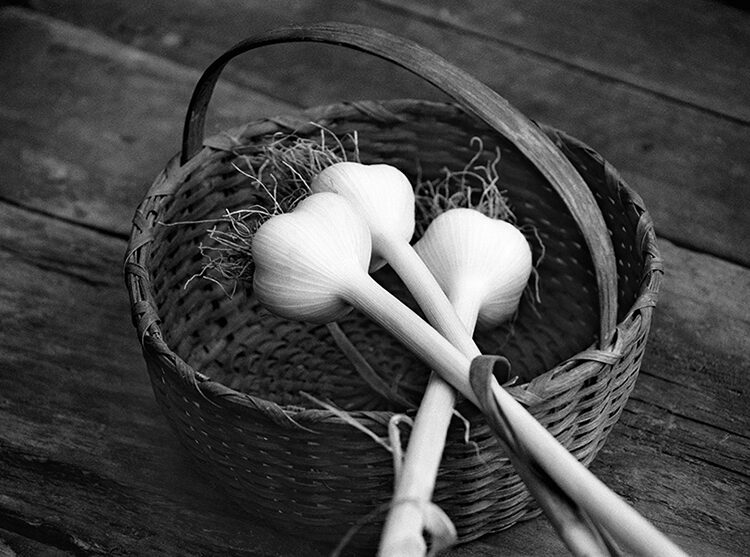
[{"x1": 250, "y1": 161, "x2": 687, "y2": 557}]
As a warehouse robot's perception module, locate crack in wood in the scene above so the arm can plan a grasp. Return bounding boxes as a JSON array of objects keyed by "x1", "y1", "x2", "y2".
[
  {"x1": 0, "y1": 507, "x2": 106, "y2": 557},
  {"x1": 0, "y1": 442, "x2": 137, "y2": 509},
  {"x1": 625, "y1": 395, "x2": 749, "y2": 441},
  {"x1": 679, "y1": 453, "x2": 750, "y2": 481},
  {"x1": 0, "y1": 243, "x2": 116, "y2": 288},
  {"x1": 0, "y1": 196, "x2": 129, "y2": 242}
]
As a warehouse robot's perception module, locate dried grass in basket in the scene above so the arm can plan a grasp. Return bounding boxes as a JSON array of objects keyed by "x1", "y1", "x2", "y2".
[{"x1": 124, "y1": 23, "x2": 662, "y2": 553}]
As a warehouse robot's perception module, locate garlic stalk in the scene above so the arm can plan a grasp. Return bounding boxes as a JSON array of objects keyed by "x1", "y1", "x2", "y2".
[
  {"x1": 394, "y1": 208, "x2": 615, "y2": 557},
  {"x1": 313, "y1": 164, "x2": 609, "y2": 556},
  {"x1": 311, "y1": 162, "x2": 474, "y2": 372},
  {"x1": 251, "y1": 191, "x2": 688, "y2": 557}
]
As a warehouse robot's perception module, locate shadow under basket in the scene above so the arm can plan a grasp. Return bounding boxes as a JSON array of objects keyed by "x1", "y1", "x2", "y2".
[{"x1": 124, "y1": 25, "x2": 662, "y2": 554}]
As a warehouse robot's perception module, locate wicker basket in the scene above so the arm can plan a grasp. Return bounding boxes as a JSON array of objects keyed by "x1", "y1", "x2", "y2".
[{"x1": 124, "y1": 23, "x2": 662, "y2": 553}]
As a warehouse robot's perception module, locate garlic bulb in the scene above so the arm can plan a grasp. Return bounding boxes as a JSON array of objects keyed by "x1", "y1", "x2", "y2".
[
  {"x1": 310, "y1": 161, "x2": 415, "y2": 272},
  {"x1": 414, "y1": 208, "x2": 532, "y2": 330},
  {"x1": 381, "y1": 209, "x2": 539, "y2": 557},
  {"x1": 251, "y1": 192, "x2": 371, "y2": 323},
  {"x1": 389, "y1": 208, "x2": 619, "y2": 557}
]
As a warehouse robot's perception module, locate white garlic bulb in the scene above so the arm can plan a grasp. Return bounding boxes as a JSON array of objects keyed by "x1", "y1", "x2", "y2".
[
  {"x1": 414, "y1": 208, "x2": 532, "y2": 330},
  {"x1": 252, "y1": 192, "x2": 371, "y2": 323},
  {"x1": 310, "y1": 161, "x2": 415, "y2": 272}
]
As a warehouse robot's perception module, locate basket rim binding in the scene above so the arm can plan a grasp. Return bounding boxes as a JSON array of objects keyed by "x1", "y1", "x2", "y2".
[{"x1": 123, "y1": 98, "x2": 663, "y2": 422}]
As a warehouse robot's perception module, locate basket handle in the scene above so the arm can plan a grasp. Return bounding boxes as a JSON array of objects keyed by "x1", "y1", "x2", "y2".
[{"x1": 181, "y1": 22, "x2": 618, "y2": 348}]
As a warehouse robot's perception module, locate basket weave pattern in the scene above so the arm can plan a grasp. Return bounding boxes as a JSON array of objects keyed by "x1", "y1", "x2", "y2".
[{"x1": 125, "y1": 98, "x2": 661, "y2": 549}]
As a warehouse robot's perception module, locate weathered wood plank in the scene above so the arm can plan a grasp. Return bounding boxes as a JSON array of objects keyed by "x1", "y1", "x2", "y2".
[
  {"x1": 0, "y1": 201, "x2": 747, "y2": 555},
  {"x1": 0, "y1": 527, "x2": 74, "y2": 557},
  {"x1": 19, "y1": 1, "x2": 750, "y2": 265},
  {"x1": 0, "y1": 7, "x2": 292, "y2": 237},
  {"x1": 0, "y1": 204, "x2": 324, "y2": 557},
  {"x1": 374, "y1": 0, "x2": 750, "y2": 123}
]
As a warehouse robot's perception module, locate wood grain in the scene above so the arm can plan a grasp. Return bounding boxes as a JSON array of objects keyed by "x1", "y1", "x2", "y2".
[
  {"x1": 374, "y1": 0, "x2": 750, "y2": 123},
  {"x1": 21, "y1": 1, "x2": 750, "y2": 265},
  {"x1": 0, "y1": 7, "x2": 292, "y2": 236},
  {"x1": 0, "y1": 3, "x2": 748, "y2": 556},
  {"x1": 0, "y1": 202, "x2": 324, "y2": 557}
]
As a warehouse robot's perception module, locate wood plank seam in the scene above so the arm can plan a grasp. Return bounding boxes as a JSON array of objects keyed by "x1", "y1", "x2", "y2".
[
  {"x1": 0, "y1": 194, "x2": 129, "y2": 242},
  {"x1": 369, "y1": 0, "x2": 750, "y2": 126}
]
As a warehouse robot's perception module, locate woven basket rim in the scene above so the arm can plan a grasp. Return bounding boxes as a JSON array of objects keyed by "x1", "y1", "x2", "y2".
[{"x1": 125, "y1": 98, "x2": 663, "y2": 423}]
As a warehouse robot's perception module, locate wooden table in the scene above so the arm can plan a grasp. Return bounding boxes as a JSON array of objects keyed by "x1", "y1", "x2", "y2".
[{"x1": 1, "y1": 2, "x2": 747, "y2": 555}]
